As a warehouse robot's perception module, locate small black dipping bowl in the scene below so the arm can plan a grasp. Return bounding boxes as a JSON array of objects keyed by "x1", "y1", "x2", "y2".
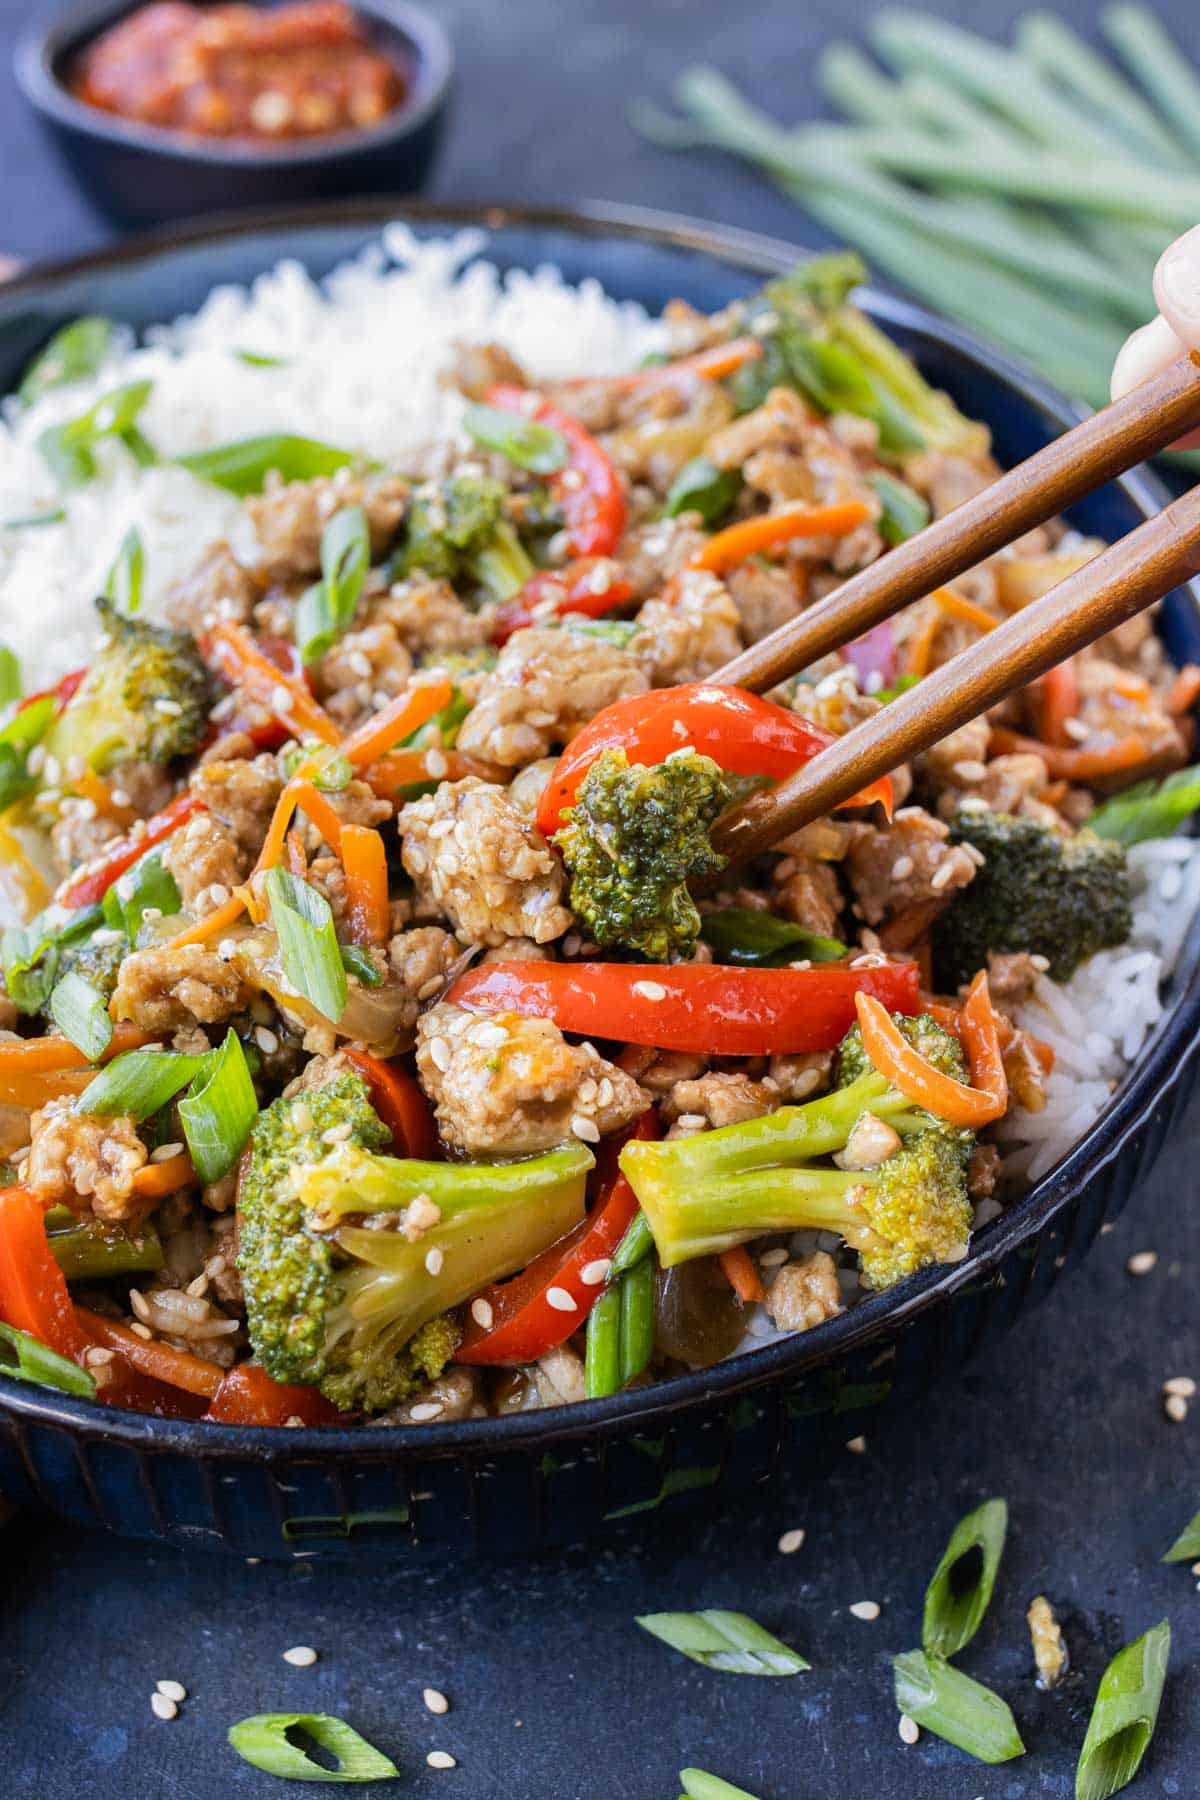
[{"x1": 14, "y1": 0, "x2": 453, "y2": 228}]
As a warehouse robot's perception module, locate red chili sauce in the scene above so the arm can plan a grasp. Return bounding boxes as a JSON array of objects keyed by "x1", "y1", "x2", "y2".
[{"x1": 69, "y1": 1, "x2": 408, "y2": 141}]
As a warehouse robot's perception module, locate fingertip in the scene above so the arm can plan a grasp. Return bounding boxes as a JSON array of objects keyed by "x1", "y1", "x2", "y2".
[
  {"x1": 1154, "y1": 224, "x2": 1200, "y2": 343},
  {"x1": 1111, "y1": 314, "x2": 1186, "y2": 403}
]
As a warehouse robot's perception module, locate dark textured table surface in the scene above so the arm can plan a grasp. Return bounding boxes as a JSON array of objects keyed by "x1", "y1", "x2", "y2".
[{"x1": 2, "y1": 1, "x2": 1200, "y2": 1795}]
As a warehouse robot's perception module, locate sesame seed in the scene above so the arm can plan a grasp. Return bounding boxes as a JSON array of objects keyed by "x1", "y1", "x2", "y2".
[
  {"x1": 1127, "y1": 1250, "x2": 1158, "y2": 1276},
  {"x1": 90, "y1": 927, "x2": 125, "y2": 947},
  {"x1": 282, "y1": 1645, "x2": 318, "y2": 1667},
  {"x1": 1164, "y1": 1377, "x2": 1196, "y2": 1398},
  {"x1": 471, "y1": 1298, "x2": 494, "y2": 1330},
  {"x1": 473, "y1": 1022, "x2": 509, "y2": 1050},
  {"x1": 1029, "y1": 953, "x2": 1051, "y2": 972},
  {"x1": 846, "y1": 1435, "x2": 867, "y2": 1455},
  {"x1": 429, "y1": 1036, "x2": 451, "y2": 1073},
  {"x1": 570, "y1": 1114, "x2": 600, "y2": 1143},
  {"x1": 930, "y1": 860, "x2": 957, "y2": 891},
  {"x1": 580, "y1": 1259, "x2": 611, "y2": 1287},
  {"x1": 129, "y1": 1322, "x2": 153, "y2": 1340},
  {"x1": 1165, "y1": 1393, "x2": 1189, "y2": 1423},
  {"x1": 890, "y1": 856, "x2": 914, "y2": 881},
  {"x1": 156, "y1": 1680, "x2": 186, "y2": 1703},
  {"x1": 423, "y1": 1688, "x2": 450, "y2": 1715},
  {"x1": 777, "y1": 1528, "x2": 805, "y2": 1555},
  {"x1": 151, "y1": 1141, "x2": 185, "y2": 1162},
  {"x1": 271, "y1": 685, "x2": 293, "y2": 715},
  {"x1": 631, "y1": 980, "x2": 667, "y2": 1001},
  {"x1": 255, "y1": 1025, "x2": 279, "y2": 1054},
  {"x1": 425, "y1": 750, "x2": 449, "y2": 779},
  {"x1": 546, "y1": 1287, "x2": 576, "y2": 1313},
  {"x1": 425, "y1": 1246, "x2": 445, "y2": 1276},
  {"x1": 150, "y1": 1694, "x2": 178, "y2": 1720},
  {"x1": 759, "y1": 1247, "x2": 789, "y2": 1269},
  {"x1": 849, "y1": 1600, "x2": 881, "y2": 1621},
  {"x1": 427, "y1": 1751, "x2": 457, "y2": 1769},
  {"x1": 898, "y1": 1713, "x2": 919, "y2": 1745},
  {"x1": 410, "y1": 1402, "x2": 444, "y2": 1422}
]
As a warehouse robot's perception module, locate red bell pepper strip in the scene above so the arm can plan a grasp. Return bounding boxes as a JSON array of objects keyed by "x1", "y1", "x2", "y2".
[
  {"x1": 489, "y1": 558, "x2": 635, "y2": 646},
  {"x1": 204, "y1": 1362, "x2": 341, "y2": 1425},
  {"x1": 535, "y1": 682, "x2": 893, "y2": 840},
  {"x1": 0, "y1": 1186, "x2": 89, "y2": 1359},
  {"x1": 449, "y1": 959, "x2": 920, "y2": 1057},
  {"x1": 343, "y1": 1047, "x2": 440, "y2": 1160},
  {"x1": 486, "y1": 384, "x2": 626, "y2": 558},
  {"x1": 457, "y1": 1110, "x2": 659, "y2": 1365},
  {"x1": 16, "y1": 667, "x2": 88, "y2": 717},
  {"x1": 56, "y1": 791, "x2": 203, "y2": 909}
]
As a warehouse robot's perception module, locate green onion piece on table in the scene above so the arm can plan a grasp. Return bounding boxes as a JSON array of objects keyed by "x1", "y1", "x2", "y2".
[
  {"x1": 665, "y1": 456, "x2": 743, "y2": 525},
  {"x1": 18, "y1": 315, "x2": 116, "y2": 407},
  {"x1": 177, "y1": 433, "x2": 355, "y2": 495},
  {"x1": 226, "y1": 1713, "x2": 399, "y2": 1783},
  {"x1": 1089, "y1": 765, "x2": 1200, "y2": 847},
  {"x1": 637, "y1": 1609, "x2": 809, "y2": 1675},
  {"x1": 1076, "y1": 1618, "x2": 1171, "y2": 1800},
  {"x1": 893, "y1": 1649, "x2": 1025, "y2": 1764},
  {"x1": 462, "y1": 402, "x2": 569, "y2": 474},
  {"x1": 922, "y1": 1497, "x2": 1008, "y2": 1658},
  {"x1": 2, "y1": 510, "x2": 66, "y2": 531},
  {"x1": 49, "y1": 971, "x2": 112, "y2": 1062},
  {"x1": 0, "y1": 1320, "x2": 96, "y2": 1398},
  {"x1": 104, "y1": 525, "x2": 144, "y2": 617},
  {"x1": 266, "y1": 866, "x2": 347, "y2": 1024},
  {"x1": 1162, "y1": 1510, "x2": 1200, "y2": 1564},
  {"x1": 233, "y1": 348, "x2": 289, "y2": 368},
  {"x1": 178, "y1": 1030, "x2": 258, "y2": 1185},
  {"x1": 296, "y1": 504, "x2": 371, "y2": 665},
  {"x1": 680, "y1": 1771, "x2": 762, "y2": 1800}
]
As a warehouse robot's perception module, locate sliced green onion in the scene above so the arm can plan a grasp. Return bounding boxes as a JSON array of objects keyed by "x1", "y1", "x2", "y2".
[
  {"x1": 49, "y1": 971, "x2": 112, "y2": 1062},
  {"x1": 620, "y1": 1253, "x2": 657, "y2": 1388},
  {"x1": 1, "y1": 904, "x2": 103, "y2": 1016},
  {"x1": 19, "y1": 315, "x2": 116, "y2": 406},
  {"x1": 680, "y1": 1771, "x2": 761, "y2": 1800},
  {"x1": 177, "y1": 434, "x2": 355, "y2": 496},
  {"x1": 700, "y1": 906, "x2": 847, "y2": 967},
  {"x1": 893, "y1": 1649, "x2": 1025, "y2": 1763},
  {"x1": 280, "y1": 739, "x2": 353, "y2": 791},
  {"x1": 1162, "y1": 1510, "x2": 1200, "y2": 1564},
  {"x1": 234, "y1": 348, "x2": 289, "y2": 368},
  {"x1": 1089, "y1": 764, "x2": 1200, "y2": 847},
  {"x1": 227, "y1": 1713, "x2": 399, "y2": 1783},
  {"x1": 0, "y1": 692, "x2": 57, "y2": 814},
  {"x1": 105, "y1": 525, "x2": 144, "y2": 617},
  {"x1": 0, "y1": 648, "x2": 20, "y2": 708},
  {"x1": 2, "y1": 509, "x2": 66, "y2": 531},
  {"x1": 296, "y1": 505, "x2": 371, "y2": 665},
  {"x1": 868, "y1": 470, "x2": 930, "y2": 545},
  {"x1": 665, "y1": 456, "x2": 742, "y2": 525},
  {"x1": 266, "y1": 866, "x2": 347, "y2": 1024},
  {"x1": 637, "y1": 1609, "x2": 809, "y2": 1675},
  {"x1": 1076, "y1": 1618, "x2": 1171, "y2": 1800},
  {"x1": 0, "y1": 1321, "x2": 95, "y2": 1399},
  {"x1": 340, "y1": 942, "x2": 384, "y2": 987},
  {"x1": 462, "y1": 402, "x2": 569, "y2": 474},
  {"x1": 77, "y1": 1047, "x2": 208, "y2": 1120},
  {"x1": 179, "y1": 1031, "x2": 258, "y2": 1186},
  {"x1": 610, "y1": 1209, "x2": 654, "y2": 1277},
  {"x1": 922, "y1": 1497, "x2": 1008, "y2": 1658},
  {"x1": 37, "y1": 380, "x2": 155, "y2": 489},
  {"x1": 102, "y1": 846, "x2": 181, "y2": 939}
]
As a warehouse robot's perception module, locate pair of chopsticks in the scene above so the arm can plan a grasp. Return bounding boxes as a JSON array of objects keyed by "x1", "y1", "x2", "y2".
[{"x1": 708, "y1": 353, "x2": 1200, "y2": 863}]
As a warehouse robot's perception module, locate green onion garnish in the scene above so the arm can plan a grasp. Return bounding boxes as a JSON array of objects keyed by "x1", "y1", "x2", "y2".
[
  {"x1": 1076, "y1": 1618, "x2": 1170, "y2": 1800},
  {"x1": 18, "y1": 315, "x2": 116, "y2": 407},
  {"x1": 680, "y1": 1768, "x2": 761, "y2": 1799},
  {"x1": 0, "y1": 1320, "x2": 96, "y2": 1399},
  {"x1": 2, "y1": 510, "x2": 66, "y2": 531},
  {"x1": 340, "y1": 942, "x2": 384, "y2": 987},
  {"x1": 102, "y1": 846, "x2": 181, "y2": 939},
  {"x1": 177, "y1": 434, "x2": 354, "y2": 496},
  {"x1": 280, "y1": 739, "x2": 353, "y2": 791},
  {"x1": 922, "y1": 1497, "x2": 1008, "y2": 1658},
  {"x1": 1162, "y1": 1509, "x2": 1200, "y2": 1564},
  {"x1": 226, "y1": 1713, "x2": 399, "y2": 1783},
  {"x1": 77, "y1": 1046, "x2": 209, "y2": 1120},
  {"x1": 893, "y1": 1649, "x2": 1025, "y2": 1764},
  {"x1": 104, "y1": 524, "x2": 144, "y2": 617},
  {"x1": 636, "y1": 1609, "x2": 809, "y2": 1675},
  {"x1": 699, "y1": 906, "x2": 848, "y2": 967},
  {"x1": 665, "y1": 456, "x2": 743, "y2": 526},
  {"x1": 233, "y1": 348, "x2": 289, "y2": 368},
  {"x1": 1, "y1": 903, "x2": 103, "y2": 1015},
  {"x1": 868, "y1": 470, "x2": 931, "y2": 545},
  {"x1": 0, "y1": 647, "x2": 20, "y2": 709},
  {"x1": 462, "y1": 402, "x2": 569, "y2": 474},
  {"x1": 0, "y1": 692, "x2": 56, "y2": 814},
  {"x1": 49, "y1": 971, "x2": 112, "y2": 1062},
  {"x1": 1089, "y1": 764, "x2": 1200, "y2": 847},
  {"x1": 178, "y1": 1030, "x2": 258, "y2": 1186},
  {"x1": 36, "y1": 380, "x2": 155, "y2": 489},
  {"x1": 296, "y1": 505, "x2": 371, "y2": 665},
  {"x1": 266, "y1": 866, "x2": 347, "y2": 1024}
]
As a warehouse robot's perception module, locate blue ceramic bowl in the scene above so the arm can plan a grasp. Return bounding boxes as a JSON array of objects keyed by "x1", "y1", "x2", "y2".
[
  {"x1": 14, "y1": 0, "x2": 453, "y2": 228},
  {"x1": 0, "y1": 202, "x2": 1197, "y2": 1558}
]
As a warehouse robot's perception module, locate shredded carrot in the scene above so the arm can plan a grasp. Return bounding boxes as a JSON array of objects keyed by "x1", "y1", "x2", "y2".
[
  {"x1": 957, "y1": 971, "x2": 1009, "y2": 1119},
  {"x1": 365, "y1": 747, "x2": 501, "y2": 796},
  {"x1": 932, "y1": 586, "x2": 998, "y2": 636},
  {"x1": 719, "y1": 1244, "x2": 766, "y2": 1305},
  {"x1": 0, "y1": 1069, "x2": 97, "y2": 1110},
  {"x1": 989, "y1": 725, "x2": 1153, "y2": 782},
  {"x1": 73, "y1": 765, "x2": 136, "y2": 826},
  {"x1": 564, "y1": 336, "x2": 763, "y2": 394},
  {"x1": 75, "y1": 1306, "x2": 223, "y2": 1399},
  {"x1": 341, "y1": 824, "x2": 390, "y2": 945},
  {"x1": 904, "y1": 604, "x2": 940, "y2": 680},
  {"x1": 854, "y1": 989, "x2": 1007, "y2": 1127},
  {"x1": 166, "y1": 891, "x2": 248, "y2": 951},
  {"x1": 691, "y1": 501, "x2": 874, "y2": 575},
  {"x1": 289, "y1": 781, "x2": 344, "y2": 856},
  {"x1": 925, "y1": 999, "x2": 1054, "y2": 1077},
  {"x1": 340, "y1": 679, "x2": 453, "y2": 769},
  {"x1": 132, "y1": 1151, "x2": 195, "y2": 1200},
  {"x1": 208, "y1": 621, "x2": 341, "y2": 745},
  {"x1": 1168, "y1": 663, "x2": 1200, "y2": 716},
  {"x1": 285, "y1": 830, "x2": 308, "y2": 878},
  {"x1": 0, "y1": 1023, "x2": 156, "y2": 1078},
  {"x1": 1037, "y1": 659, "x2": 1079, "y2": 749}
]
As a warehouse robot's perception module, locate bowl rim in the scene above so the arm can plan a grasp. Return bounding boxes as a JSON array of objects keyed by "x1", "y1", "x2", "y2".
[
  {"x1": 0, "y1": 195, "x2": 1196, "y2": 1461},
  {"x1": 13, "y1": 0, "x2": 454, "y2": 167}
]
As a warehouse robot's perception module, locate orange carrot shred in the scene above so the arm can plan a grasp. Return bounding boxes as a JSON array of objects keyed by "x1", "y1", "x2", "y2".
[
  {"x1": 340, "y1": 679, "x2": 453, "y2": 769},
  {"x1": 854, "y1": 987, "x2": 1007, "y2": 1127},
  {"x1": 691, "y1": 502, "x2": 874, "y2": 576},
  {"x1": 989, "y1": 726, "x2": 1152, "y2": 782},
  {"x1": 719, "y1": 1245, "x2": 766, "y2": 1305},
  {"x1": 931, "y1": 586, "x2": 999, "y2": 636},
  {"x1": 1168, "y1": 663, "x2": 1200, "y2": 716},
  {"x1": 208, "y1": 622, "x2": 340, "y2": 745},
  {"x1": 75, "y1": 1307, "x2": 222, "y2": 1399},
  {"x1": 341, "y1": 824, "x2": 390, "y2": 945}
]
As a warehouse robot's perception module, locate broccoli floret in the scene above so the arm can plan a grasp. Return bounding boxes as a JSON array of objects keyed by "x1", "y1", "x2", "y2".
[
  {"x1": 395, "y1": 475, "x2": 534, "y2": 601},
  {"x1": 45, "y1": 597, "x2": 213, "y2": 771},
  {"x1": 554, "y1": 748, "x2": 731, "y2": 960},
  {"x1": 933, "y1": 811, "x2": 1133, "y2": 990},
  {"x1": 236, "y1": 1071, "x2": 594, "y2": 1413},
  {"x1": 36, "y1": 930, "x2": 126, "y2": 1031},
  {"x1": 620, "y1": 1012, "x2": 973, "y2": 1293}
]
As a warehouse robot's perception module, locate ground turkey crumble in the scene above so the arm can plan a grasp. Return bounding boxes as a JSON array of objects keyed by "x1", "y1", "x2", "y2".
[
  {"x1": 111, "y1": 945, "x2": 252, "y2": 1032},
  {"x1": 26, "y1": 1099, "x2": 149, "y2": 1223},
  {"x1": 456, "y1": 627, "x2": 647, "y2": 770},
  {"x1": 398, "y1": 776, "x2": 571, "y2": 947}
]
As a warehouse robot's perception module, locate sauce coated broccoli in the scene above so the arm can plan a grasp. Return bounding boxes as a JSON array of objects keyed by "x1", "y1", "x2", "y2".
[
  {"x1": 393, "y1": 473, "x2": 534, "y2": 601},
  {"x1": 46, "y1": 596, "x2": 213, "y2": 771}
]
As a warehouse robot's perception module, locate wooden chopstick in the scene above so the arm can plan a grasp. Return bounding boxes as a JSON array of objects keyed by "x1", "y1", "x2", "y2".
[
  {"x1": 711, "y1": 483, "x2": 1200, "y2": 862},
  {"x1": 714, "y1": 353, "x2": 1200, "y2": 696}
]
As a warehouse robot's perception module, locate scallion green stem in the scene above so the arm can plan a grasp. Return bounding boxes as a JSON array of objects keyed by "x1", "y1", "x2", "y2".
[
  {"x1": 0, "y1": 1321, "x2": 95, "y2": 1398},
  {"x1": 638, "y1": 1609, "x2": 809, "y2": 1676},
  {"x1": 1103, "y1": 6, "x2": 1200, "y2": 162},
  {"x1": 226, "y1": 1713, "x2": 399, "y2": 1782},
  {"x1": 1076, "y1": 1618, "x2": 1171, "y2": 1800},
  {"x1": 893, "y1": 1649, "x2": 1025, "y2": 1763},
  {"x1": 1015, "y1": 13, "x2": 1188, "y2": 168},
  {"x1": 619, "y1": 1253, "x2": 656, "y2": 1388},
  {"x1": 680, "y1": 1769, "x2": 761, "y2": 1799},
  {"x1": 922, "y1": 1497, "x2": 1008, "y2": 1657},
  {"x1": 1162, "y1": 1510, "x2": 1200, "y2": 1565},
  {"x1": 610, "y1": 1210, "x2": 654, "y2": 1277}
]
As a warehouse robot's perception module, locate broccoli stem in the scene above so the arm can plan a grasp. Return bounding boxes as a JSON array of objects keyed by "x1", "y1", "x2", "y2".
[
  {"x1": 622, "y1": 1156, "x2": 881, "y2": 1266},
  {"x1": 470, "y1": 521, "x2": 534, "y2": 601},
  {"x1": 45, "y1": 1207, "x2": 163, "y2": 1282}
]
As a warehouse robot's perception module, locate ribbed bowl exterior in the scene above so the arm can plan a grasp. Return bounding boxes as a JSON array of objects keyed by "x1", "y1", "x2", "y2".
[{"x1": 0, "y1": 202, "x2": 1197, "y2": 1558}]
